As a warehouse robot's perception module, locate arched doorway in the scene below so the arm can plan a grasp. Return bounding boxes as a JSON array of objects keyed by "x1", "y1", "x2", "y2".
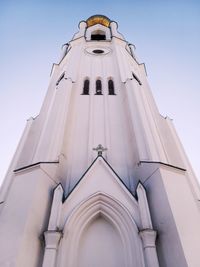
[
  {"x1": 57, "y1": 193, "x2": 145, "y2": 267},
  {"x1": 78, "y1": 214, "x2": 124, "y2": 267}
]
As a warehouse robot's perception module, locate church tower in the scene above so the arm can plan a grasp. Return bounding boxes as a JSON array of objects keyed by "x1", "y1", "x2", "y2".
[{"x1": 0, "y1": 15, "x2": 200, "y2": 267}]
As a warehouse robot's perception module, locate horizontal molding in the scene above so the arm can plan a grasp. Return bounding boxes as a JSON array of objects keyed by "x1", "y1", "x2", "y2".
[{"x1": 14, "y1": 161, "x2": 59, "y2": 173}]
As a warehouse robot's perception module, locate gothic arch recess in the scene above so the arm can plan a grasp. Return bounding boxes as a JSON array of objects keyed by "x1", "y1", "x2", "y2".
[{"x1": 56, "y1": 193, "x2": 145, "y2": 267}]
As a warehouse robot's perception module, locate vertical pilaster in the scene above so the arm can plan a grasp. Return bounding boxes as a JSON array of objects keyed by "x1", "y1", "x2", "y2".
[
  {"x1": 137, "y1": 183, "x2": 160, "y2": 267},
  {"x1": 139, "y1": 229, "x2": 159, "y2": 267},
  {"x1": 42, "y1": 184, "x2": 63, "y2": 267},
  {"x1": 42, "y1": 230, "x2": 62, "y2": 267},
  {"x1": 124, "y1": 79, "x2": 150, "y2": 160},
  {"x1": 59, "y1": 43, "x2": 69, "y2": 62}
]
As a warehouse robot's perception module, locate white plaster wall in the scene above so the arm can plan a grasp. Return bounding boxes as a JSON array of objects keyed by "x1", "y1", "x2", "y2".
[
  {"x1": 6, "y1": 24, "x2": 195, "y2": 194},
  {"x1": 0, "y1": 165, "x2": 58, "y2": 267},
  {"x1": 59, "y1": 157, "x2": 140, "y2": 229},
  {"x1": 78, "y1": 215, "x2": 124, "y2": 267},
  {"x1": 4, "y1": 19, "x2": 199, "y2": 197},
  {"x1": 55, "y1": 38, "x2": 140, "y2": 192},
  {"x1": 137, "y1": 163, "x2": 200, "y2": 267},
  {"x1": 160, "y1": 167, "x2": 200, "y2": 267}
]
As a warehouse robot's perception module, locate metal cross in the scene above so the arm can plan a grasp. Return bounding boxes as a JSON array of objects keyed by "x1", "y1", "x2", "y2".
[{"x1": 93, "y1": 144, "x2": 107, "y2": 156}]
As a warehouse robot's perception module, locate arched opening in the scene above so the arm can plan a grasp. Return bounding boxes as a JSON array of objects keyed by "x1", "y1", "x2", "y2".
[
  {"x1": 91, "y1": 30, "x2": 106, "y2": 41},
  {"x1": 95, "y1": 79, "x2": 102, "y2": 95},
  {"x1": 108, "y1": 79, "x2": 115, "y2": 95},
  {"x1": 78, "y1": 214, "x2": 124, "y2": 267},
  {"x1": 82, "y1": 79, "x2": 90, "y2": 95},
  {"x1": 58, "y1": 193, "x2": 145, "y2": 267}
]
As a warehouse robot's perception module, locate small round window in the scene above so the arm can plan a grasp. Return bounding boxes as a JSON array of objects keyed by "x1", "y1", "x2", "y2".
[
  {"x1": 93, "y1": 49, "x2": 104, "y2": 54},
  {"x1": 85, "y1": 47, "x2": 111, "y2": 55}
]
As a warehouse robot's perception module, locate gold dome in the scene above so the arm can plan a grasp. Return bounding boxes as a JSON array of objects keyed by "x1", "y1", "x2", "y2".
[{"x1": 86, "y1": 15, "x2": 111, "y2": 28}]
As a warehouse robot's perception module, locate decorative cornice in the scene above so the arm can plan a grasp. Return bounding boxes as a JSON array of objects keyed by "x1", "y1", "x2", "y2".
[
  {"x1": 14, "y1": 161, "x2": 59, "y2": 173},
  {"x1": 139, "y1": 160, "x2": 186, "y2": 172}
]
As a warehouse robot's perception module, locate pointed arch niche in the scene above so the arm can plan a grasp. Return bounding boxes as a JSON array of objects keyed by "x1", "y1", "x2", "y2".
[
  {"x1": 57, "y1": 193, "x2": 145, "y2": 267},
  {"x1": 78, "y1": 214, "x2": 123, "y2": 267}
]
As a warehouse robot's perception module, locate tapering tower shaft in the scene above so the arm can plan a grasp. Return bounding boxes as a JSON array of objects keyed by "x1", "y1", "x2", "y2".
[{"x1": 0, "y1": 15, "x2": 200, "y2": 267}]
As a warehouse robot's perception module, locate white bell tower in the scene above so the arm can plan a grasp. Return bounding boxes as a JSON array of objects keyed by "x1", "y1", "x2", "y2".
[{"x1": 0, "y1": 15, "x2": 200, "y2": 267}]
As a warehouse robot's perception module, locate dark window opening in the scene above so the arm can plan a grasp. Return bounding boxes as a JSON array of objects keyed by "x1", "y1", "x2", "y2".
[
  {"x1": 95, "y1": 80, "x2": 102, "y2": 95},
  {"x1": 108, "y1": 80, "x2": 115, "y2": 95},
  {"x1": 91, "y1": 34, "x2": 106, "y2": 41},
  {"x1": 56, "y1": 72, "x2": 65, "y2": 86},
  {"x1": 82, "y1": 79, "x2": 90, "y2": 95},
  {"x1": 132, "y1": 72, "x2": 142, "y2": 85},
  {"x1": 93, "y1": 49, "x2": 104, "y2": 54}
]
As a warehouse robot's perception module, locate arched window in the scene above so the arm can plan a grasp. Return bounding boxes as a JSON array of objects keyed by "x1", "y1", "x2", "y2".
[
  {"x1": 82, "y1": 79, "x2": 90, "y2": 95},
  {"x1": 95, "y1": 80, "x2": 102, "y2": 95},
  {"x1": 108, "y1": 79, "x2": 115, "y2": 95},
  {"x1": 91, "y1": 30, "x2": 106, "y2": 41}
]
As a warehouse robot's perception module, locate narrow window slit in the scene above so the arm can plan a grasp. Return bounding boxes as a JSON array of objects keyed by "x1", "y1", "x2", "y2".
[
  {"x1": 108, "y1": 80, "x2": 115, "y2": 95},
  {"x1": 56, "y1": 72, "x2": 65, "y2": 86},
  {"x1": 82, "y1": 79, "x2": 90, "y2": 95},
  {"x1": 132, "y1": 72, "x2": 142, "y2": 85},
  {"x1": 91, "y1": 34, "x2": 106, "y2": 41},
  {"x1": 95, "y1": 80, "x2": 102, "y2": 95}
]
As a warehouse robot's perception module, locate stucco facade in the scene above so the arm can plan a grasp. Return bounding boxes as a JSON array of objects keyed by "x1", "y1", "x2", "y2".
[{"x1": 0, "y1": 15, "x2": 200, "y2": 267}]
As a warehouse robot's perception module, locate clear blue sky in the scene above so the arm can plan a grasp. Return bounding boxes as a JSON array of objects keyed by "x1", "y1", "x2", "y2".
[{"x1": 0, "y1": 0, "x2": 200, "y2": 185}]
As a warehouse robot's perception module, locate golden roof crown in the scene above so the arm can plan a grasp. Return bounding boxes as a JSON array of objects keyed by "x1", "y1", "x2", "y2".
[{"x1": 86, "y1": 15, "x2": 111, "y2": 28}]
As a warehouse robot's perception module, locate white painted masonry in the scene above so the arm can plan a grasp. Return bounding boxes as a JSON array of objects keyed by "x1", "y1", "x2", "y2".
[{"x1": 0, "y1": 15, "x2": 200, "y2": 267}]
